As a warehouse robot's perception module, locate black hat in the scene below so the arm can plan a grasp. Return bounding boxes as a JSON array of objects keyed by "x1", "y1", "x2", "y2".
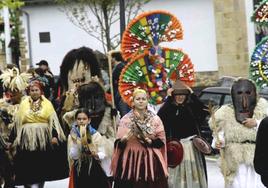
[{"x1": 36, "y1": 60, "x2": 48, "y2": 66}]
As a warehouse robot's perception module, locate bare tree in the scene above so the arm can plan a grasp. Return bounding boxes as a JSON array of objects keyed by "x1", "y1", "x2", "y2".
[{"x1": 55, "y1": 0, "x2": 150, "y2": 53}]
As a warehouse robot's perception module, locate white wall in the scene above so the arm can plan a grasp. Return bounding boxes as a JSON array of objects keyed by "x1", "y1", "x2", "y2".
[
  {"x1": 21, "y1": 0, "x2": 217, "y2": 75},
  {"x1": 143, "y1": 0, "x2": 218, "y2": 72},
  {"x1": 22, "y1": 5, "x2": 104, "y2": 75}
]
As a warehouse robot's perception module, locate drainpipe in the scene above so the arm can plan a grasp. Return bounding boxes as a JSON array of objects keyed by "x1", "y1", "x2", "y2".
[
  {"x1": 3, "y1": 6, "x2": 12, "y2": 64},
  {"x1": 21, "y1": 9, "x2": 33, "y2": 67},
  {"x1": 119, "y1": 0, "x2": 125, "y2": 40}
]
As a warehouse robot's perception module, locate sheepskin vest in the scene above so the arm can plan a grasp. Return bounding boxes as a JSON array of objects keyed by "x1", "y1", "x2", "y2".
[{"x1": 212, "y1": 98, "x2": 268, "y2": 185}]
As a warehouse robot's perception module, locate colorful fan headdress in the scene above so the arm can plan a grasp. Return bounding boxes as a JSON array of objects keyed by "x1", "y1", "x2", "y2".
[
  {"x1": 0, "y1": 67, "x2": 32, "y2": 92},
  {"x1": 250, "y1": 36, "x2": 268, "y2": 89},
  {"x1": 119, "y1": 48, "x2": 194, "y2": 106},
  {"x1": 251, "y1": 0, "x2": 268, "y2": 25},
  {"x1": 119, "y1": 10, "x2": 194, "y2": 106},
  {"x1": 121, "y1": 10, "x2": 183, "y2": 62}
]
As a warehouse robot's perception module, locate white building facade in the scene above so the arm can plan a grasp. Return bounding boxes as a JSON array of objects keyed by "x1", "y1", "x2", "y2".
[{"x1": 19, "y1": 0, "x2": 255, "y2": 79}]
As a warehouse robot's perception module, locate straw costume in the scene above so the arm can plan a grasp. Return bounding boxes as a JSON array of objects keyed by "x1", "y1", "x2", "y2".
[{"x1": 0, "y1": 67, "x2": 31, "y2": 188}]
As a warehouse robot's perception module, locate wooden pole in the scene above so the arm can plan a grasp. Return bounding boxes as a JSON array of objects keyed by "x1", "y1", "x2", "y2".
[
  {"x1": 107, "y1": 50, "x2": 119, "y2": 136},
  {"x1": 209, "y1": 102, "x2": 227, "y2": 187},
  {"x1": 119, "y1": 0, "x2": 126, "y2": 40}
]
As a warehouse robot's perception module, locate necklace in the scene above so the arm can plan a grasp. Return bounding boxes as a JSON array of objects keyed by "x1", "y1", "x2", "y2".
[
  {"x1": 131, "y1": 110, "x2": 154, "y2": 135},
  {"x1": 176, "y1": 109, "x2": 179, "y2": 116},
  {"x1": 30, "y1": 98, "x2": 42, "y2": 113}
]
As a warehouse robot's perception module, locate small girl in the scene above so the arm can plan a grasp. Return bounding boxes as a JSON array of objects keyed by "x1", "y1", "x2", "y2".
[{"x1": 68, "y1": 108, "x2": 111, "y2": 188}]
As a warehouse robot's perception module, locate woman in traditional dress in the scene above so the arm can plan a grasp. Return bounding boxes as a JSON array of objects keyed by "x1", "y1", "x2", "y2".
[
  {"x1": 10, "y1": 80, "x2": 66, "y2": 188},
  {"x1": 157, "y1": 80, "x2": 209, "y2": 188},
  {"x1": 67, "y1": 108, "x2": 111, "y2": 188},
  {"x1": 111, "y1": 88, "x2": 168, "y2": 188}
]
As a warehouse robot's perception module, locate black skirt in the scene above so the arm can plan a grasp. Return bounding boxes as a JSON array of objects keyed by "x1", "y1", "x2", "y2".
[
  {"x1": 73, "y1": 157, "x2": 111, "y2": 188},
  {"x1": 13, "y1": 141, "x2": 69, "y2": 185}
]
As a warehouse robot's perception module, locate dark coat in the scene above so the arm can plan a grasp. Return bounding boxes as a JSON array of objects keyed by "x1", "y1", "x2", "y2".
[
  {"x1": 157, "y1": 94, "x2": 208, "y2": 139},
  {"x1": 254, "y1": 117, "x2": 268, "y2": 187}
]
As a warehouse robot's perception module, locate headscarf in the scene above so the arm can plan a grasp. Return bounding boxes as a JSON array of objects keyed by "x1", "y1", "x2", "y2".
[{"x1": 27, "y1": 80, "x2": 44, "y2": 95}]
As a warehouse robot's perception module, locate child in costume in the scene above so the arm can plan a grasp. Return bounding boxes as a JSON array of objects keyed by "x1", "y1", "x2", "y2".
[{"x1": 68, "y1": 108, "x2": 111, "y2": 188}]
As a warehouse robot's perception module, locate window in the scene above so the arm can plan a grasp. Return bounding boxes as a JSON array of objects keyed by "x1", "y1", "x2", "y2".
[
  {"x1": 223, "y1": 95, "x2": 232, "y2": 105},
  {"x1": 199, "y1": 93, "x2": 222, "y2": 107},
  {"x1": 39, "y1": 32, "x2": 51, "y2": 43}
]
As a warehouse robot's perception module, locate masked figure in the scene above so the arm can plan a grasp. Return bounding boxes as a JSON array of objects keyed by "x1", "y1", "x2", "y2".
[
  {"x1": 231, "y1": 79, "x2": 257, "y2": 123},
  {"x1": 57, "y1": 47, "x2": 102, "y2": 135},
  {"x1": 209, "y1": 78, "x2": 268, "y2": 188},
  {"x1": 78, "y1": 82, "x2": 106, "y2": 117},
  {"x1": 59, "y1": 47, "x2": 101, "y2": 93}
]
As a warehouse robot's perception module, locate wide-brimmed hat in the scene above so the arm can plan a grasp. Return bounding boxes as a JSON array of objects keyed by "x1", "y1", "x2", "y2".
[
  {"x1": 167, "y1": 138, "x2": 184, "y2": 168},
  {"x1": 172, "y1": 80, "x2": 190, "y2": 95}
]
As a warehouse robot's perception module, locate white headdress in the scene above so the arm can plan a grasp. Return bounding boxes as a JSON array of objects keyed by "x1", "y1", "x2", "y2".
[{"x1": 0, "y1": 67, "x2": 32, "y2": 92}]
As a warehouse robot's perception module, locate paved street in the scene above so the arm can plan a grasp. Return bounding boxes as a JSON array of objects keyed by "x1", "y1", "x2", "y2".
[
  {"x1": 206, "y1": 157, "x2": 224, "y2": 188},
  {"x1": 16, "y1": 156, "x2": 224, "y2": 188}
]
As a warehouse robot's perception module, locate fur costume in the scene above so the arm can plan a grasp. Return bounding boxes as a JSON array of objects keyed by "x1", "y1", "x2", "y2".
[{"x1": 210, "y1": 97, "x2": 268, "y2": 185}]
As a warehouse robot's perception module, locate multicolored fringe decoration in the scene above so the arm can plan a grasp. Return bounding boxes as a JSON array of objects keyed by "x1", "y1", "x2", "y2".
[
  {"x1": 119, "y1": 10, "x2": 194, "y2": 106},
  {"x1": 250, "y1": 36, "x2": 268, "y2": 89},
  {"x1": 252, "y1": 0, "x2": 268, "y2": 25}
]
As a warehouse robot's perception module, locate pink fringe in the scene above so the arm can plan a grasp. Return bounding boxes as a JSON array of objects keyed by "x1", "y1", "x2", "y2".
[
  {"x1": 111, "y1": 113, "x2": 168, "y2": 182},
  {"x1": 112, "y1": 138, "x2": 168, "y2": 182}
]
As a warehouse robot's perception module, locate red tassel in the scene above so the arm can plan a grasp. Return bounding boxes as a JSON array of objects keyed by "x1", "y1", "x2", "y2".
[{"x1": 68, "y1": 165, "x2": 75, "y2": 188}]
